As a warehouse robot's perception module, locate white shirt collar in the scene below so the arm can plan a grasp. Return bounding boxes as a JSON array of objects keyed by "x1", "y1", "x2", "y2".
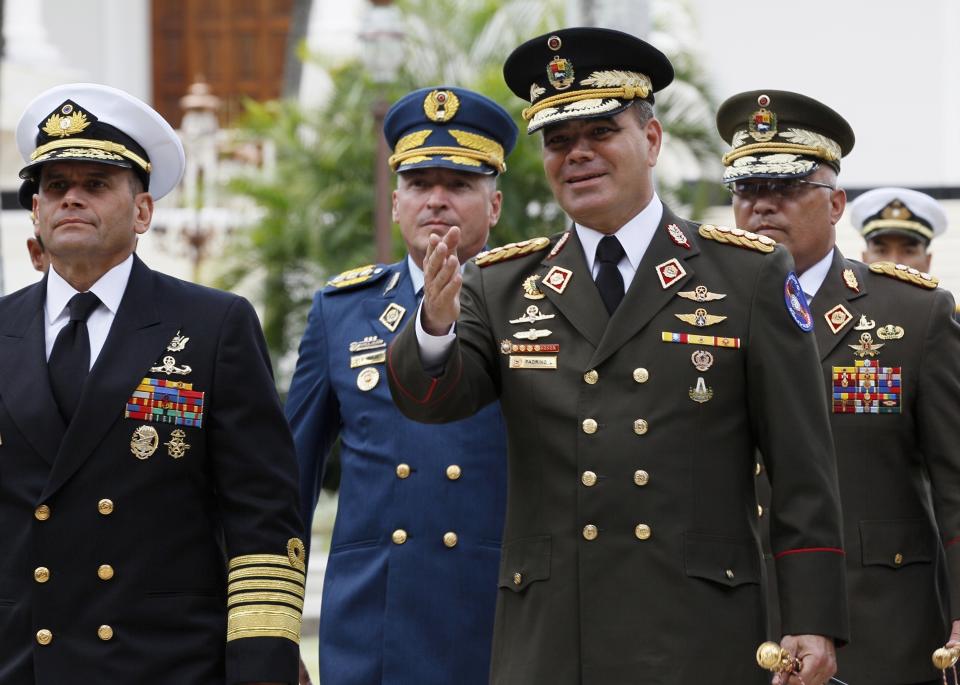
[
  {"x1": 406, "y1": 255, "x2": 424, "y2": 295},
  {"x1": 575, "y1": 193, "x2": 664, "y2": 271},
  {"x1": 797, "y1": 248, "x2": 835, "y2": 301},
  {"x1": 46, "y1": 255, "x2": 134, "y2": 324}
]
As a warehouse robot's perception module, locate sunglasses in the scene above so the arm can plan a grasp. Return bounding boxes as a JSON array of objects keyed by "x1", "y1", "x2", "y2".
[{"x1": 727, "y1": 179, "x2": 836, "y2": 200}]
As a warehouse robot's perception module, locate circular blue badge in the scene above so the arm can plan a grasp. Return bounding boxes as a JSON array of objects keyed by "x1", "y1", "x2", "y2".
[{"x1": 784, "y1": 272, "x2": 813, "y2": 332}]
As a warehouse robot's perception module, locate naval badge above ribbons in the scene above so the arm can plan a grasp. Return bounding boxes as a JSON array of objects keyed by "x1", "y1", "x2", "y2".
[
  {"x1": 125, "y1": 377, "x2": 205, "y2": 428},
  {"x1": 783, "y1": 272, "x2": 813, "y2": 331}
]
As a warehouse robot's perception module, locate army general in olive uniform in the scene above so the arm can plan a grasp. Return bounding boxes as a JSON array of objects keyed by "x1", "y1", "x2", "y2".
[
  {"x1": 387, "y1": 28, "x2": 849, "y2": 685},
  {"x1": 721, "y1": 89, "x2": 960, "y2": 685}
]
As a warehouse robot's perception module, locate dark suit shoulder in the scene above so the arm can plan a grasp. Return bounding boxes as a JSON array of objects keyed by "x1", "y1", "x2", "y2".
[{"x1": 0, "y1": 279, "x2": 43, "y2": 315}]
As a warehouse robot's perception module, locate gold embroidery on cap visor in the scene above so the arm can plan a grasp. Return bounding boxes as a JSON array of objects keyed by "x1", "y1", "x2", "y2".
[
  {"x1": 522, "y1": 70, "x2": 652, "y2": 133},
  {"x1": 389, "y1": 129, "x2": 505, "y2": 173},
  {"x1": 29, "y1": 138, "x2": 152, "y2": 173},
  {"x1": 861, "y1": 219, "x2": 934, "y2": 241},
  {"x1": 722, "y1": 128, "x2": 841, "y2": 181}
]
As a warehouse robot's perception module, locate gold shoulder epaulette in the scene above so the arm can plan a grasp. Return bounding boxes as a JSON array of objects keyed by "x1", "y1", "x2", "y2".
[
  {"x1": 698, "y1": 224, "x2": 776, "y2": 254},
  {"x1": 327, "y1": 264, "x2": 384, "y2": 288},
  {"x1": 474, "y1": 236, "x2": 551, "y2": 267},
  {"x1": 868, "y1": 261, "x2": 939, "y2": 289}
]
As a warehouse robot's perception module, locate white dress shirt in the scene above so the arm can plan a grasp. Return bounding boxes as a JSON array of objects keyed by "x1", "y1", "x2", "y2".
[
  {"x1": 797, "y1": 248, "x2": 835, "y2": 304},
  {"x1": 415, "y1": 194, "x2": 666, "y2": 366},
  {"x1": 45, "y1": 255, "x2": 134, "y2": 368}
]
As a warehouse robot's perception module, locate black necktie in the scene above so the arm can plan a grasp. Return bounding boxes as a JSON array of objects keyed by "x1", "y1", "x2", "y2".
[
  {"x1": 48, "y1": 291, "x2": 101, "y2": 422},
  {"x1": 595, "y1": 235, "x2": 625, "y2": 314}
]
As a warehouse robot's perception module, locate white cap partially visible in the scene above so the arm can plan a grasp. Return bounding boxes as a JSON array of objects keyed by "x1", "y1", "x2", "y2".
[
  {"x1": 848, "y1": 187, "x2": 946, "y2": 245},
  {"x1": 16, "y1": 82, "x2": 185, "y2": 206}
]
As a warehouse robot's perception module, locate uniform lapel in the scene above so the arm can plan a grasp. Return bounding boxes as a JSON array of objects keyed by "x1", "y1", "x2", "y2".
[
  {"x1": 0, "y1": 279, "x2": 66, "y2": 464},
  {"x1": 42, "y1": 257, "x2": 179, "y2": 500},
  {"x1": 810, "y1": 249, "x2": 868, "y2": 361},
  {"x1": 363, "y1": 263, "x2": 411, "y2": 340},
  {"x1": 589, "y1": 207, "x2": 698, "y2": 369},
  {"x1": 536, "y1": 229, "x2": 607, "y2": 349}
]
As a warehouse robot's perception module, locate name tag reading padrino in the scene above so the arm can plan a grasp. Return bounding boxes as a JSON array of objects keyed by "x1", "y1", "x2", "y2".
[{"x1": 509, "y1": 355, "x2": 558, "y2": 370}]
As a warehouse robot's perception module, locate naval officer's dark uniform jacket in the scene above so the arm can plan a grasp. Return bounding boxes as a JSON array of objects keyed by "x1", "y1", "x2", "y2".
[
  {"x1": 0, "y1": 256, "x2": 304, "y2": 684},
  {"x1": 286, "y1": 259, "x2": 507, "y2": 685},
  {"x1": 387, "y1": 206, "x2": 849, "y2": 685},
  {"x1": 761, "y1": 250, "x2": 960, "y2": 684}
]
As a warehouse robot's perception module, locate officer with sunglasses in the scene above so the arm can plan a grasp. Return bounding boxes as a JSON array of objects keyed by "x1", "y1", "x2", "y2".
[{"x1": 719, "y1": 89, "x2": 960, "y2": 685}]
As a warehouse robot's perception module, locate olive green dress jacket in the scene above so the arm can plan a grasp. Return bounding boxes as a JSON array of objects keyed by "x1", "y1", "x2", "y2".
[{"x1": 388, "y1": 208, "x2": 849, "y2": 685}]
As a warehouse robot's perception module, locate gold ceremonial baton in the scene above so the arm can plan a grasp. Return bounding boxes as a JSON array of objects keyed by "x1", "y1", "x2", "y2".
[{"x1": 756, "y1": 641, "x2": 850, "y2": 685}]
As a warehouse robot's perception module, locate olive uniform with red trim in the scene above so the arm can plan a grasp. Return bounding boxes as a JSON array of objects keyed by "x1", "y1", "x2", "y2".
[{"x1": 387, "y1": 207, "x2": 849, "y2": 684}]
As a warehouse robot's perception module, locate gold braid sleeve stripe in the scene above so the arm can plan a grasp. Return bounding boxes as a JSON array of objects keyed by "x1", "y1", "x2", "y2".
[
  {"x1": 722, "y1": 142, "x2": 839, "y2": 166},
  {"x1": 228, "y1": 566, "x2": 305, "y2": 584},
  {"x1": 228, "y1": 591, "x2": 304, "y2": 610},
  {"x1": 868, "y1": 261, "x2": 939, "y2": 289},
  {"x1": 862, "y1": 219, "x2": 934, "y2": 240},
  {"x1": 698, "y1": 224, "x2": 776, "y2": 254},
  {"x1": 388, "y1": 146, "x2": 504, "y2": 172},
  {"x1": 229, "y1": 578, "x2": 305, "y2": 598},
  {"x1": 522, "y1": 85, "x2": 649, "y2": 121},
  {"x1": 30, "y1": 138, "x2": 152, "y2": 172},
  {"x1": 229, "y1": 553, "x2": 294, "y2": 570},
  {"x1": 227, "y1": 605, "x2": 302, "y2": 644}
]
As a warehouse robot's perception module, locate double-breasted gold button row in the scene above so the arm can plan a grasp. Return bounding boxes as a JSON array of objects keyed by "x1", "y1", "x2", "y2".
[
  {"x1": 391, "y1": 529, "x2": 459, "y2": 548},
  {"x1": 34, "y1": 564, "x2": 114, "y2": 583},
  {"x1": 581, "y1": 523, "x2": 652, "y2": 541},
  {"x1": 35, "y1": 625, "x2": 113, "y2": 645},
  {"x1": 581, "y1": 419, "x2": 649, "y2": 435},
  {"x1": 34, "y1": 499, "x2": 114, "y2": 521},
  {"x1": 395, "y1": 464, "x2": 462, "y2": 480},
  {"x1": 581, "y1": 470, "x2": 650, "y2": 487},
  {"x1": 583, "y1": 368, "x2": 649, "y2": 385}
]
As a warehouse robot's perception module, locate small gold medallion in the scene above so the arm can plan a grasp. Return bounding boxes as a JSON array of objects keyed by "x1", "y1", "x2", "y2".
[
  {"x1": 164, "y1": 429, "x2": 191, "y2": 459},
  {"x1": 854, "y1": 314, "x2": 876, "y2": 331},
  {"x1": 130, "y1": 425, "x2": 159, "y2": 460},
  {"x1": 675, "y1": 308, "x2": 727, "y2": 328},
  {"x1": 823, "y1": 304, "x2": 853, "y2": 335},
  {"x1": 688, "y1": 376, "x2": 714, "y2": 403},
  {"x1": 287, "y1": 538, "x2": 307, "y2": 572},
  {"x1": 691, "y1": 349, "x2": 714, "y2": 372},
  {"x1": 378, "y1": 303, "x2": 407, "y2": 332},
  {"x1": 542, "y1": 266, "x2": 573, "y2": 294},
  {"x1": 843, "y1": 269, "x2": 860, "y2": 293},
  {"x1": 849, "y1": 332, "x2": 884, "y2": 358},
  {"x1": 677, "y1": 285, "x2": 726, "y2": 302},
  {"x1": 876, "y1": 324, "x2": 905, "y2": 340},
  {"x1": 357, "y1": 367, "x2": 380, "y2": 391},
  {"x1": 522, "y1": 274, "x2": 546, "y2": 300}
]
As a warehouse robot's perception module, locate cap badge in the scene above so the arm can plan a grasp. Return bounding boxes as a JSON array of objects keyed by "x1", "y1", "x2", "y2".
[
  {"x1": 881, "y1": 200, "x2": 912, "y2": 221},
  {"x1": 546, "y1": 35, "x2": 562, "y2": 50},
  {"x1": 546, "y1": 56, "x2": 575, "y2": 91},
  {"x1": 423, "y1": 90, "x2": 460, "y2": 122},
  {"x1": 748, "y1": 94, "x2": 777, "y2": 142},
  {"x1": 42, "y1": 102, "x2": 92, "y2": 139},
  {"x1": 530, "y1": 83, "x2": 547, "y2": 102}
]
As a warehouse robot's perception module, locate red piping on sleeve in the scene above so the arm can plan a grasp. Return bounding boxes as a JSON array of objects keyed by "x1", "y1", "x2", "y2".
[{"x1": 773, "y1": 547, "x2": 845, "y2": 560}]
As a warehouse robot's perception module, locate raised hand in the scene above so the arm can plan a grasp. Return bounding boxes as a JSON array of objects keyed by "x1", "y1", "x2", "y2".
[{"x1": 421, "y1": 226, "x2": 464, "y2": 336}]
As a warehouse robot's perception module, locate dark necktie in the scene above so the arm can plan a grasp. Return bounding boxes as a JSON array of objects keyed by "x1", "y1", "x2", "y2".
[
  {"x1": 595, "y1": 235, "x2": 626, "y2": 314},
  {"x1": 48, "y1": 291, "x2": 101, "y2": 422}
]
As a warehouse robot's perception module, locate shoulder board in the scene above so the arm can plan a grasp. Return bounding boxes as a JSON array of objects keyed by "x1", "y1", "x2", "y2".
[
  {"x1": 868, "y1": 261, "x2": 939, "y2": 289},
  {"x1": 474, "y1": 236, "x2": 551, "y2": 268},
  {"x1": 325, "y1": 264, "x2": 388, "y2": 290},
  {"x1": 698, "y1": 224, "x2": 776, "y2": 254}
]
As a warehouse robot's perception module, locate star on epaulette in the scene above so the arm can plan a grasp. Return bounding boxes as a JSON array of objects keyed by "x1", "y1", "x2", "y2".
[
  {"x1": 868, "y1": 261, "x2": 939, "y2": 289},
  {"x1": 698, "y1": 224, "x2": 776, "y2": 254},
  {"x1": 474, "y1": 237, "x2": 551, "y2": 268},
  {"x1": 326, "y1": 264, "x2": 386, "y2": 289}
]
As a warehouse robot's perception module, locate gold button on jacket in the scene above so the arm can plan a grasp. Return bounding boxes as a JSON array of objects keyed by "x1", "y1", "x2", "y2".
[
  {"x1": 36, "y1": 629, "x2": 53, "y2": 646},
  {"x1": 391, "y1": 529, "x2": 408, "y2": 545},
  {"x1": 97, "y1": 499, "x2": 114, "y2": 515},
  {"x1": 445, "y1": 464, "x2": 462, "y2": 480},
  {"x1": 34, "y1": 566, "x2": 50, "y2": 583},
  {"x1": 633, "y1": 367, "x2": 649, "y2": 383},
  {"x1": 97, "y1": 564, "x2": 114, "y2": 581},
  {"x1": 581, "y1": 418, "x2": 598, "y2": 434},
  {"x1": 583, "y1": 369, "x2": 599, "y2": 384},
  {"x1": 633, "y1": 419, "x2": 649, "y2": 435},
  {"x1": 581, "y1": 471, "x2": 597, "y2": 487},
  {"x1": 634, "y1": 524, "x2": 652, "y2": 540},
  {"x1": 443, "y1": 532, "x2": 458, "y2": 548},
  {"x1": 396, "y1": 463, "x2": 411, "y2": 479},
  {"x1": 97, "y1": 625, "x2": 114, "y2": 641},
  {"x1": 34, "y1": 505, "x2": 51, "y2": 521},
  {"x1": 582, "y1": 524, "x2": 598, "y2": 541},
  {"x1": 633, "y1": 470, "x2": 650, "y2": 487}
]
